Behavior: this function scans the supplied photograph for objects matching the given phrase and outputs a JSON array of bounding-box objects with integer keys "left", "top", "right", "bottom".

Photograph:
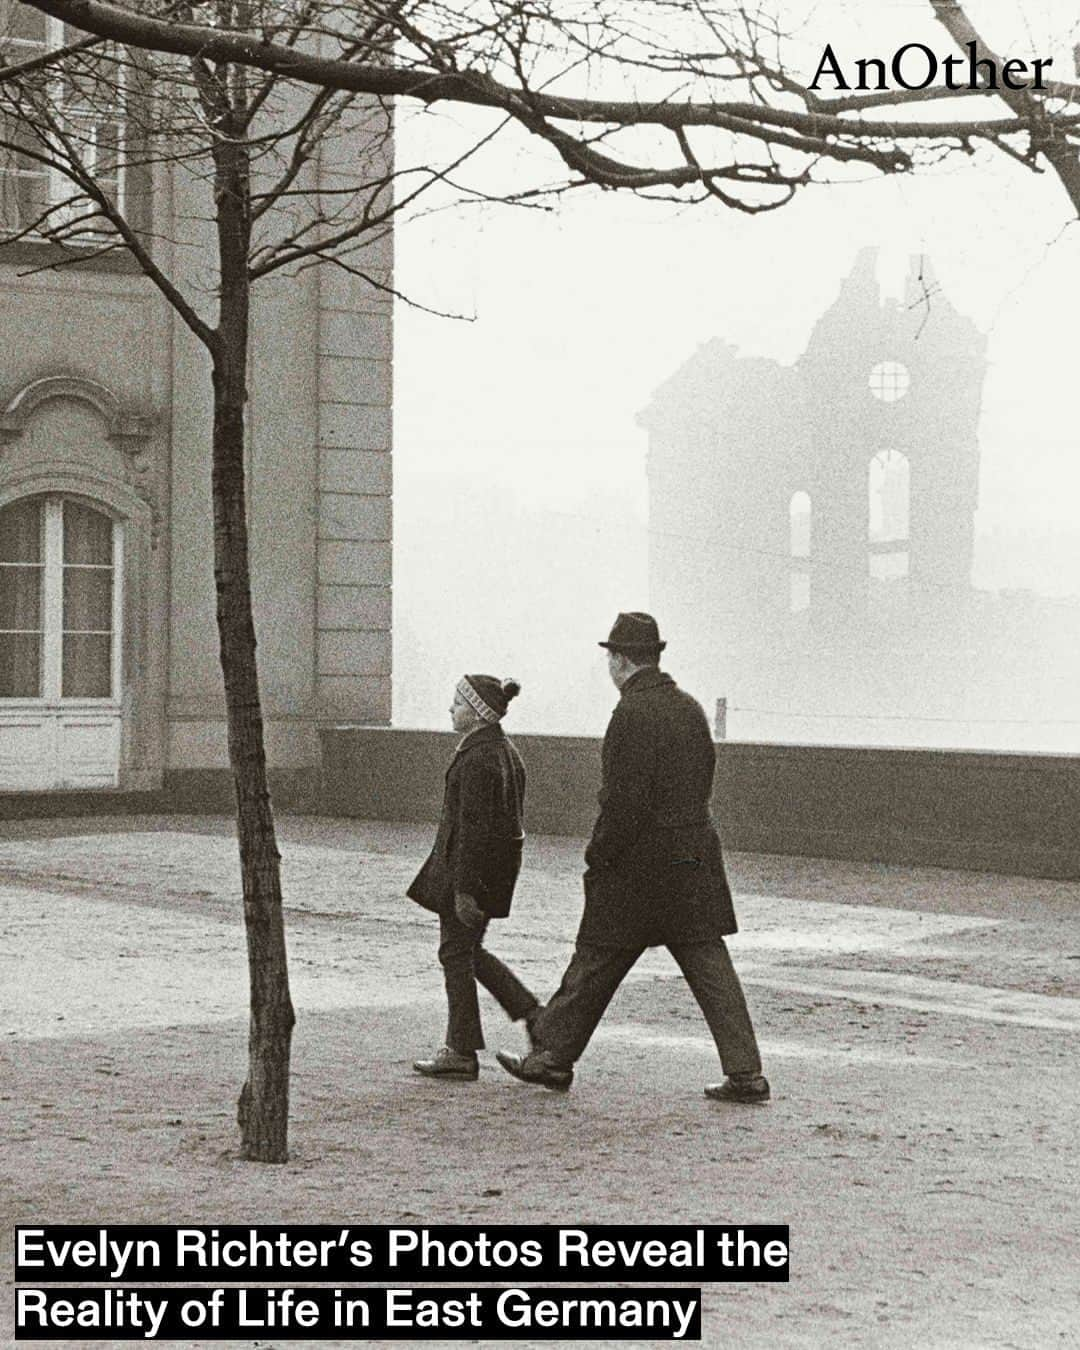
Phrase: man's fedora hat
[{"left": 599, "top": 611, "right": 667, "bottom": 652}]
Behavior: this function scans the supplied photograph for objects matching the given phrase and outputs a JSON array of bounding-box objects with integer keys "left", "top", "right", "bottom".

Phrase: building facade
[{"left": 0, "top": 93, "right": 393, "bottom": 795}]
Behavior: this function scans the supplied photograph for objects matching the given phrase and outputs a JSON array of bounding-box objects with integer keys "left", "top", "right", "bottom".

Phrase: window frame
[
  {"left": 868, "top": 361, "right": 911, "bottom": 404},
  {"left": 0, "top": 496, "right": 123, "bottom": 707},
  {"left": 1, "top": 8, "right": 128, "bottom": 241}
]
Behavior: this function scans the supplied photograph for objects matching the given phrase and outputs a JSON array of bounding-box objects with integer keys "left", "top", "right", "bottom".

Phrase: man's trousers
[
  {"left": 531, "top": 940, "right": 762, "bottom": 1075},
  {"left": 438, "top": 908, "right": 538, "bottom": 1053}
]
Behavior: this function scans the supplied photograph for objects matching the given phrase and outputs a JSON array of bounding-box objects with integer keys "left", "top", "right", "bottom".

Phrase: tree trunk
[
  {"left": 211, "top": 351, "right": 295, "bottom": 1164},
  {"left": 208, "top": 90, "right": 295, "bottom": 1163}
]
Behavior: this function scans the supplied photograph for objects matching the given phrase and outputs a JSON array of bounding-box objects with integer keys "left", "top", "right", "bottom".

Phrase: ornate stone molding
[
  {"left": 0, "top": 375, "right": 155, "bottom": 444},
  {"left": 0, "top": 375, "right": 161, "bottom": 545}
]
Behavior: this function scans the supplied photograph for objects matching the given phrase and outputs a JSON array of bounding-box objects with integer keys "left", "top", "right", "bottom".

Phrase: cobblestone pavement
[{"left": 1, "top": 813, "right": 1077, "bottom": 1348}]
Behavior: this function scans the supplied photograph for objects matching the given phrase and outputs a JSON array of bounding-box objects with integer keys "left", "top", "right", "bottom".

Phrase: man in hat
[
  {"left": 409, "top": 674, "right": 542, "bottom": 1080},
  {"left": 497, "top": 613, "right": 769, "bottom": 1103}
]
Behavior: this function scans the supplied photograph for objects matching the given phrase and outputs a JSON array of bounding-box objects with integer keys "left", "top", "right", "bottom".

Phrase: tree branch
[
  {"left": 930, "top": 0, "right": 1080, "bottom": 213},
  {"left": 20, "top": 0, "right": 1068, "bottom": 149}
]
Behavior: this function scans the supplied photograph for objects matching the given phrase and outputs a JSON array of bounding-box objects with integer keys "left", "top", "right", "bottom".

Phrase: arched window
[
  {"left": 789, "top": 491, "right": 811, "bottom": 557},
  {"left": 0, "top": 496, "right": 122, "bottom": 701},
  {"left": 789, "top": 490, "right": 811, "bottom": 613},
  {"left": 868, "top": 451, "right": 910, "bottom": 580}
]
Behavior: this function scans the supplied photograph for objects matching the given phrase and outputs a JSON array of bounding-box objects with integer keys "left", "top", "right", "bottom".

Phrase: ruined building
[{"left": 641, "top": 248, "right": 1077, "bottom": 750}]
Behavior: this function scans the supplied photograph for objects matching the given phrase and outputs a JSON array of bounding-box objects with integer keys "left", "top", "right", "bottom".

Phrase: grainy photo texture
[{"left": 0, "top": 1, "right": 1077, "bottom": 1345}]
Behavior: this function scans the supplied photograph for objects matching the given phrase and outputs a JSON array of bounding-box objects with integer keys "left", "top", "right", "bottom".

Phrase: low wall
[
  {"left": 0, "top": 768, "right": 320, "bottom": 821},
  {"left": 319, "top": 728, "right": 1080, "bottom": 880}
]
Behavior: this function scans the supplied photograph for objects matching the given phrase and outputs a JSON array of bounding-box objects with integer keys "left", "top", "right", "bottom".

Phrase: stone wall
[{"left": 319, "top": 727, "right": 1080, "bottom": 880}]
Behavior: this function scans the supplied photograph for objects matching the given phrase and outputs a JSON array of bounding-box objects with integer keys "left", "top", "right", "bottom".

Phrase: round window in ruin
[{"left": 869, "top": 361, "right": 910, "bottom": 403}]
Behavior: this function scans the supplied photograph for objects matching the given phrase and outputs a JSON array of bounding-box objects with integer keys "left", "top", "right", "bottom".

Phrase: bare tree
[
  {"left": 2, "top": 0, "right": 1077, "bottom": 1164},
  {"left": 0, "top": 1, "right": 437, "bottom": 1163},
  {"left": 10, "top": 1, "right": 1080, "bottom": 214}
]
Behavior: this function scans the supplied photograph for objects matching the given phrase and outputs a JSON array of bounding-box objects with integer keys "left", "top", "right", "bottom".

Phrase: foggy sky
[{"left": 390, "top": 2, "right": 1080, "bottom": 751}]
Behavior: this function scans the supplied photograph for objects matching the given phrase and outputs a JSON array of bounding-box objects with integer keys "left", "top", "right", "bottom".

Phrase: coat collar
[
  {"left": 448, "top": 720, "right": 505, "bottom": 773},
  {"left": 619, "top": 667, "right": 674, "bottom": 700}
]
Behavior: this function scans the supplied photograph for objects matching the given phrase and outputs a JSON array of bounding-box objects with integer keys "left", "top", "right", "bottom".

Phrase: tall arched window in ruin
[
  {"left": 0, "top": 495, "right": 123, "bottom": 786},
  {"left": 789, "top": 490, "right": 811, "bottom": 613},
  {"left": 868, "top": 450, "right": 910, "bottom": 580}
]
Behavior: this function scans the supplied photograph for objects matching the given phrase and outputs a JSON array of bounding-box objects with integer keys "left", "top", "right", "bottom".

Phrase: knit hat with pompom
[{"left": 457, "top": 674, "right": 521, "bottom": 723}]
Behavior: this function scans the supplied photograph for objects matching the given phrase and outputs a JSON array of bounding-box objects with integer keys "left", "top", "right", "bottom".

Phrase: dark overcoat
[
  {"left": 579, "top": 668, "right": 738, "bottom": 947},
  {"left": 407, "top": 722, "right": 526, "bottom": 920}
]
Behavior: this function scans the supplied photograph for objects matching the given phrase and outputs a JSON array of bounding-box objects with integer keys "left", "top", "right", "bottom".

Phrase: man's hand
[{"left": 454, "top": 891, "right": 486, "bottom": 930}]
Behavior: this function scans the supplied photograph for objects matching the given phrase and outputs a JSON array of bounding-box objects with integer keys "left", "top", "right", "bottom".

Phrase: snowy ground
[{"left": 1, "top": 813, "right": 1077, "bottom": 1348}]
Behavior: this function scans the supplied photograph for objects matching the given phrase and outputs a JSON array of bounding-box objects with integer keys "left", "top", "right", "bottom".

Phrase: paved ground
[{"left": 1, "top": 813, "right": 1077, "bottom": 1348}]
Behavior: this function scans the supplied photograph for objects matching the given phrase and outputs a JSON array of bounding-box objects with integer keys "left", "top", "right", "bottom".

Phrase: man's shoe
[
  {"left": 496, "top": 1049, "right": 573, "bottom": 1091},
  {"left": 413, "top": 1046, "right": 479, "bottom": 1080},
  {"left": 704, "top": 1074, "right": 771, "bottom": 1104}
]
